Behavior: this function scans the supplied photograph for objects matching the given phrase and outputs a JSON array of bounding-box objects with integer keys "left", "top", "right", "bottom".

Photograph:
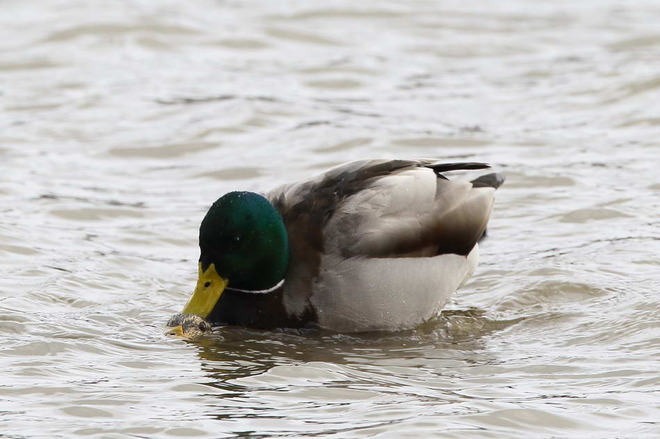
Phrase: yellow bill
[{"left": 181, "top": 262, "right": 228, "bottom": 318}]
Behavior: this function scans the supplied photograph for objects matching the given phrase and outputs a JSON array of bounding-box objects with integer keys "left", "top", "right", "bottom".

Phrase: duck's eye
[
  {"left": 228, "top": 235, "right": 242, "bottom": 250},
  {"left": 204, "top": 281, "right": 211, "bottom": 288}
]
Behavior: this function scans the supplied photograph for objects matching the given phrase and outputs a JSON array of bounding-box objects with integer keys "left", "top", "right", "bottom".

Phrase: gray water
[{"left": 1, "top": 1, "right": 659, "bottom": 438}]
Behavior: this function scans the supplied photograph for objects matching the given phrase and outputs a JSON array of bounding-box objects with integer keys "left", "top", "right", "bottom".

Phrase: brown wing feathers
[{"left": 272, "top": 160, "right": 502, "bottom": 262}]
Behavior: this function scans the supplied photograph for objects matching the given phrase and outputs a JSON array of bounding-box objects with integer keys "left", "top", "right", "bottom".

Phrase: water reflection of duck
[{"left": 177, "top": 159, "right": 504, "bottom": 333}]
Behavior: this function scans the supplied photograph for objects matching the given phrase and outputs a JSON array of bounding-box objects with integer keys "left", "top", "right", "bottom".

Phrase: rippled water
[{"left": 1, "top": 1, "right": 659, "bottom": 437}]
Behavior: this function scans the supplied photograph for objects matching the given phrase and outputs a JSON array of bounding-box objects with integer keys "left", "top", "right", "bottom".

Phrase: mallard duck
[
  {"left": 165, "top": 313, "right": 213, "bottom": 339},
  {"left": 178, "top": 159, "right": 504, "bottom": 332}
]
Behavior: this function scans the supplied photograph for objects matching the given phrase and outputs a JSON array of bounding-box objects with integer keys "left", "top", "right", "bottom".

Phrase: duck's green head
[{"left": 181, "top": 191, "right": 289, "bottom": 319}]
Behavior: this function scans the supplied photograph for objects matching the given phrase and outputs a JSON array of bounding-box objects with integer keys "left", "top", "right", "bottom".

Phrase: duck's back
[{"left": 268, "top": 159, "right": 504, "bottom": 332}]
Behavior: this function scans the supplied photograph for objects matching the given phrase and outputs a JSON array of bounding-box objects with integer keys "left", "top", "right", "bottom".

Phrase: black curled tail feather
[{"left": 428, "top": 162, "right": 491, "bottom": 173}]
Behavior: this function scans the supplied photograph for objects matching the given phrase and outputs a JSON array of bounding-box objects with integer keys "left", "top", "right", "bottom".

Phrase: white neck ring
[{"left": 225, "top": 278, "right": 285, "bottom": 294}]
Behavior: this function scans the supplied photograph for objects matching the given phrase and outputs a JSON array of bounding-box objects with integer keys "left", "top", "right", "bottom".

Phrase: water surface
[{"left": 1, "top": 0, "right": 659, "bottom": 438}]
